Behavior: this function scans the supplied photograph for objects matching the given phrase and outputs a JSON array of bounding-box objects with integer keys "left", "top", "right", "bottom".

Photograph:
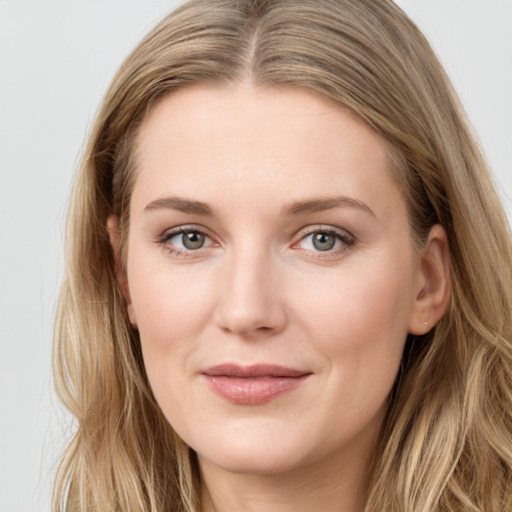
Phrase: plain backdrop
[{"left": 0, "top": 1, "right": 511, "bottom": 510}]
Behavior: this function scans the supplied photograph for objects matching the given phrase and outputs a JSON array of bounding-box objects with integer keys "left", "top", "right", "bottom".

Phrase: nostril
[{"left": 213, "top": 264, "right": 288, "bottom": 337}]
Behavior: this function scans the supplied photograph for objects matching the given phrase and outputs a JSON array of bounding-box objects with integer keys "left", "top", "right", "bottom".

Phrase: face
[{"left": 122, "top": 84, "right": 426, "bottom": 477}]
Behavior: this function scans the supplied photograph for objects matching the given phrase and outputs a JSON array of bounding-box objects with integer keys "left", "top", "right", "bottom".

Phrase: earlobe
[
  {"left": 408, "top": 224, "right": 451, "bottom": 335},
  {"left": 106, "top": 215, "right": 138, "bottom": 328}
]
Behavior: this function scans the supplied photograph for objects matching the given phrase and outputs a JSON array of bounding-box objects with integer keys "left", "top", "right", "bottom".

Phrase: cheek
[
  {"left": 296, "top": 256, "right": 412, "bottom": 334},
  {"left": 290, "top": 252, "right": 414, "bottom": 383},
  {"left": 126, "top": 255, "right": 218, "bottom": 399},
  {"left": 126, "top": 260, "right": 222, "bottom": 431},
  {"left": 128, "top": 258, "right": 215, "bottom": 340}
]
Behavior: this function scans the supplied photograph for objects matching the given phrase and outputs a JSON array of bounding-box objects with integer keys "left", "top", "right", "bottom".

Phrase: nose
[{"left": 213, "top": 248, "right": 287, "bottom": 338}]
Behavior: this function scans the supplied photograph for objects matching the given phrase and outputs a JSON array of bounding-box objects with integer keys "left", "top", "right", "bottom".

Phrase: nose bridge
[{"left": 214, "top": 240, "right": 286, "bottom": 336}]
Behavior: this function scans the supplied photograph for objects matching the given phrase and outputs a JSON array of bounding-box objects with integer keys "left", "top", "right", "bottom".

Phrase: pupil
[
  {"left": 313, "top": 232, "right": 335, "bottom": 251},
  {"left": 183, "top": 231, "right": 205, "bottom": 250}
]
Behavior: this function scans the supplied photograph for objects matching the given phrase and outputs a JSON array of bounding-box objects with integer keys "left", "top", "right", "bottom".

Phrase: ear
[
  {"left": 408, "top": 224, "right": 451, "bottom": 335},
  {"left": 107, "top": 215, "right": 138, "bottom": 328}
]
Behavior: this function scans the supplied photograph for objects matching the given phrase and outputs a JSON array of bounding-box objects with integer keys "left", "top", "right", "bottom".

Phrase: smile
[{"left": 202, "top": 364, "right": 312, "bottom": 405}]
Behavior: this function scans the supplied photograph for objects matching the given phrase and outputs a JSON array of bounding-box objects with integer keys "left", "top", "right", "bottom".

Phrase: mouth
[{"left": 201, "top": 364, "right": 312, "bottom": 405}]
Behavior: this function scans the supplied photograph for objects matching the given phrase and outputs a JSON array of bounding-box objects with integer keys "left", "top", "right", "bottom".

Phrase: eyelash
[
  {"left": 293, "top": 226, "right": 355, "bottom": 258},
  {"left": 156, "top": 225, "right": 355, "bottom": 259},
  {"left": 156, "top": 225, "right": 216, "bottom": 258}
]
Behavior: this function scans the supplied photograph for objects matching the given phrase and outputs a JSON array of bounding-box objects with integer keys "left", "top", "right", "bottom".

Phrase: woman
[{"left": 53, "top": 0, "right": 512, "bottom": 510}]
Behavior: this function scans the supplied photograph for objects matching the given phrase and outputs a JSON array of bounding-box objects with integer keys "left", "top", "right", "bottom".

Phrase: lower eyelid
[
  {"left": 155, "top": 228, "right": 207, "bottom": 252},
  {"left": 156, "top": 226, "right": 354, "bottom": 258}
]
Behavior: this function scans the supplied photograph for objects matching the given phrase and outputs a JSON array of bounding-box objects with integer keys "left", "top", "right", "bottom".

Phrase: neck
[{"left": 199, "top": 434, "right": 378, "bottom": 512}]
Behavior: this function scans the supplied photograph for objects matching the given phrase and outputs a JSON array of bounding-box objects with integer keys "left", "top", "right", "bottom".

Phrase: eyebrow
[
  {"left": 144, "top": 197, "right": 214, "bottom": 215},
  {"left": 282, "top": 196, "right": 375, "bottom": 217},
  {"left": 143, "top": 195, "right": 374, "bottom": 217}
]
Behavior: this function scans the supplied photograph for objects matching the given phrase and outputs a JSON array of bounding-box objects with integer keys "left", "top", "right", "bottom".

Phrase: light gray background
[{"left": 1, "top": 1, "right": 511, "bottom": 510}]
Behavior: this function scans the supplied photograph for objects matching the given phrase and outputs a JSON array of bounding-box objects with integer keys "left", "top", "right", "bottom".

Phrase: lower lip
[{"left": 203, "top": 375, "right": 309, "bottom": 405}]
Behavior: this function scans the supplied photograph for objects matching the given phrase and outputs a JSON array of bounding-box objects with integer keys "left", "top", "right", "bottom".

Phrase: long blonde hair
[{"left": 53, "top": 1, "right": 512, "bottom": 510}]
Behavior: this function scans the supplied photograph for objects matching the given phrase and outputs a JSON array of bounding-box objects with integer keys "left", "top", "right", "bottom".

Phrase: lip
[{"left": 202, "top": 364, "right": 312, "bottom": 405}]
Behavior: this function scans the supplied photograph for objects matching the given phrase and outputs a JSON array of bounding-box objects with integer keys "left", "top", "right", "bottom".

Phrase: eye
[
  {"left": 309, "top": 232, "right": 339, "bottom": 251},
  {"left": 157, "top": 226, "right": 215, "bottom": 254},
  {"left": 173, "top": 230, "right": 207, "bottom": 250},
  {"left": 295, "top": 227, "right": 354, "bottom": 254}
]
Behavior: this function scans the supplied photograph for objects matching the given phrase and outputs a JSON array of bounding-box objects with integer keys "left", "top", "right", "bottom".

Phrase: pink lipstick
[{"left": 202, "top": 364, "right": 311, "bottom": 405}]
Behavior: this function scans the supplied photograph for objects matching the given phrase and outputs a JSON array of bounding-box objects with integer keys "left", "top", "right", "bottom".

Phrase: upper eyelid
[
  {"left": 159, "top": 224, "right": 215, "bottom": 239},
  {"left": 159, "top": 224, "right": 352, "bottom": 236},
  {"left": 156, "top": 224, "right": 355, "bottom": 248},
  {"left": 293, "top": 224, "right": 355, "bottom": 240},
  {"left": 155, "top": 224, "right": 217, "bottom": 251},
  {"left": 156, "top": 226, "right": 217, "bottom": 256},
  {"left": 291, "top": 225, "right": 356, "bottom": 255}
]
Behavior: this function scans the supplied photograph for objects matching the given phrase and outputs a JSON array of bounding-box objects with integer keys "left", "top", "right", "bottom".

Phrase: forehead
[{"left": 131, "top": 84, "right": 402, "bottom": 221}]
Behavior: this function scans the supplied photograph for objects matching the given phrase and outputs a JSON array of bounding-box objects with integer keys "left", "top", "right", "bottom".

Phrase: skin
[{"left": 109, "top": 84, "right": 450, "bottom": 512}]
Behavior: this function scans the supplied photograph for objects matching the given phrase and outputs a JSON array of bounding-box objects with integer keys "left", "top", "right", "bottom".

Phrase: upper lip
[{"left": 202, "top": 364, "right": 311, "bottom": 378}]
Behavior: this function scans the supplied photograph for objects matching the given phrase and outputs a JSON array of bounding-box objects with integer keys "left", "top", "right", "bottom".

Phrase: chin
[
  {"left": 190, "top": 424, "right": 313, "bottom": 476},
  {"left": 199, "top": 447, "right": 306, "bottom": 477}
]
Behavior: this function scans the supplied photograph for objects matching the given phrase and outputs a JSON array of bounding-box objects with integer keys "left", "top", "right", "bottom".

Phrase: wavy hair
[{"left": 53, "top": 1, "right": 512, "bottom": 510}]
